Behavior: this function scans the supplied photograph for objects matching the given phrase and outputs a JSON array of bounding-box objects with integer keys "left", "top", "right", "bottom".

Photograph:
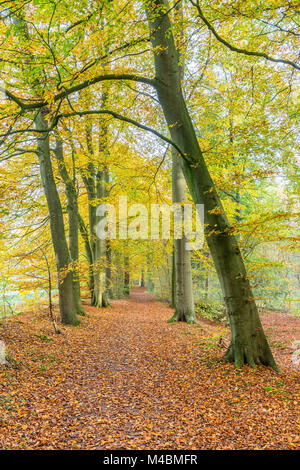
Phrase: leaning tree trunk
[
  {"left": 146, "top": 0, "right": 277, "bottom": 369},
  {"left": 35, "top": 112, "right": 78, "bottom": 325},
  {"left": 54, "top": 139, "right": 85, "bottom": 316}
]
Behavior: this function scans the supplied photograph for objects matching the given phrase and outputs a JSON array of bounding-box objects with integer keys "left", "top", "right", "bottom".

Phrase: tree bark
[
  {"left": 92, "top": 168, "right": 109, "bottom": 307},
  {"left": 53, "top": 139, "right": 85, "bottom": 316},
  {"left": 12, "top": 13, "right": 79, "bottom": 325},
  {"left": 146, "top": 0, "right": 277, "bottom": 369},
  {"left": 170, "top": 248, "right": 176, "bottom": 308},
  {"left": 81, "top": 163, "right": 96, "bottom": 303},
  {"left": 168, "top": 0, "right": 196, "bottom": 323},
  {"left": 78, "top": 211, "right": 94, "bottom": 298},
  {"left": 169, "top": 147, "right": 196, "bottom": 323},
  {"left": 82, "top": 124, "right": 110, "bottom": 307},
  {"left": 35, "top": 112, "right": 78, "bottom": 325}
]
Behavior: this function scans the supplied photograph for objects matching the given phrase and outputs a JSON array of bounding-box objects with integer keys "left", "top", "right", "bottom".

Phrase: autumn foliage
[{"left": 0, "top": 289, "right": 299, "bottom": 450}]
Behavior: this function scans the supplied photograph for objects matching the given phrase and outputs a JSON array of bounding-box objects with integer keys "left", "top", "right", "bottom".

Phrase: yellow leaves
[
  {"left": 208, "top": 206, "right": 223, "bottom": 216},
  {"left": 153, "top": 45, "right": 168, "bottom": 55},
  {"left": 217, "top": 83, "right": 229, "bottom": 94},
  {"left": 43, "top": 90, "right": 55, "bottom": 105},
  {"left": 203, "top": 69, "right": 216, "bottom": 86}
]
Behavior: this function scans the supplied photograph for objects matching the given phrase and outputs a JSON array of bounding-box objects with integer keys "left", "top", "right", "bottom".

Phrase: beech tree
[
  {"left": 53, "top": 136, "right": 85, "bottom": 316},
  {"left": 144, "top": 0, "right": 278, "bottom": 368},
  {"left": 12, "top": 10, "right": 81, "bottom": 325},
  {"left": 35, "top": 112, "right": 79, "bottom": 325},
  {"left": 1, "top": 0, "right": 298, "bottom": 368},
  {"left": 168, "top": 1, "right": 196, "bottom": 324}
]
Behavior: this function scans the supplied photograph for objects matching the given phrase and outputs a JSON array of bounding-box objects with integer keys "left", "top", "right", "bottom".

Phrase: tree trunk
[
  {"left": 169, "top": 147, "right": 196, "bottom": 323},
  {"left": 35, "top": 112, "right": 78, "bottom": 325},
  {"left": 78, "top": 211, "right": 94, "bottom": 299},
  {"left": 92, "top": 169, "right": 109, "bottom": 307},
  {"left": 170, "top": 248, "right": 176, "bottom": 308},
  {"left": 204, "top": 272, "right": 209, "bottom": 302},
  {"left": 146, "top": 256, "right": 154, "bottom": 292},
  {"left": 54, "top": 139, "right": 85, "bottom": 316},
  {"left": 13, "top": 13, "right": 78, "bottom": 325},
  {"left": 106, "top": 239, "right": 113, "bottom": 298},
  {"left": 168, "top": 0, "right": 196, "bottom": 323},
  {"left": 141, "top": 269, "right": 145, "bottom": 288},
  {"left": 81, "top": 162, "right": 97, "bottom": 304},
  {"left": 146, "top": 0, "right": 277, "bottom": 369},
  {"left": 124, "top": 255, "right": 130, "bottom": 296}
]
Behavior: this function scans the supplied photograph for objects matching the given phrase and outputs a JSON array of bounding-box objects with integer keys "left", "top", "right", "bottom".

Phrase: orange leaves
[{"left": 0, "top": 288, "right": 299, "bottom": 450}]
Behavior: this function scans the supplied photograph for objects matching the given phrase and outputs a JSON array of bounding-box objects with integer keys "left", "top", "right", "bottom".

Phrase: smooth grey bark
[
  {"left": 146, "top": 0, "right": 277, "bottom": 369},
  {"left": 35, "top": 112, "right": 78, "bottom": 325},
  {"left": 12, "top": 13, "right": 78, "bottom": 325},
  {"left": 204, "top": 272, "right": 209, "bottom": 301},
  {"left": 91, "top": 90, "right": 111, "bottom": 307},
  {"left": 78, "top": 211, "right": 94, "bottom": 296},
  {"left": 146, "top": 255, "right": 154, "bottom": 292},
  {"left": 53, "top": 139, "right": 85, "bottom": 316},
  {"left": 82, "top": 125, "right": 109, "bottom": 307},
  {"left": 170, "top": 248, "right": 176, "bottom": 308},
  {"left": 81, "top": 159, "right": 96, "bottom": 302},
  {"left": 168, "top": 1, "right": 195, "bottom": 323},
  {"left": 230, "top": 122, "right": 242, "bottom": 225},
  {"left": 92, "top": 168, "right": 109, "bottom": 307},
  {"left": 169, "top": 147, "right": 196, "bottom": 323}
]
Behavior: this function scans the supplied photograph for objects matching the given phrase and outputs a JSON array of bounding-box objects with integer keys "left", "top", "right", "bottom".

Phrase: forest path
[{"left": 0, "top": 288, "right": 299, "bottom": 449}]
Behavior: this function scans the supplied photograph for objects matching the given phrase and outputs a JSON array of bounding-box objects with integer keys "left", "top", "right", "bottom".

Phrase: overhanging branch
[
  {"left": 1, "top": 108, "right": 189, "bottom": 162},
  {"left": 55, "top": 109, "right": 189, "bottom": 162},
  {"left": 0, "top": 73, "right": 156, "bottom": 111},
  {"left": 190, "top": 0, "right": 300, "bottom": 72}
]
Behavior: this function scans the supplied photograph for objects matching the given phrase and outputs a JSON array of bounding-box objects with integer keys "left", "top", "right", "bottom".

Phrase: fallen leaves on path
[{"left": 0, "top": 288, "right": 299, "bottom": 450}]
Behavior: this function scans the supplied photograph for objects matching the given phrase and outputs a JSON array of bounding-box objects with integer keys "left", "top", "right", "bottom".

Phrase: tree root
[
  {"left": 167, "top": 311, "right": 198, "bottom": 325},
  {"left": 225, "top": 343, "right": 279, "bottom": 371}
]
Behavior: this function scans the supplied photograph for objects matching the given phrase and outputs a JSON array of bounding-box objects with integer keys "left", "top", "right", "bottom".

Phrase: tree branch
[
  {"left": 0, "top": 74, "right": 156, "bottom": 111},
  {"left": 190, "top": 0, "right": 300, "bottom": 71},
  {"left": 1, "top": 108, "right": 189, "bottom": 162},
  {"left": 56, "top": 109, "right": 188, "bottom": 161}
]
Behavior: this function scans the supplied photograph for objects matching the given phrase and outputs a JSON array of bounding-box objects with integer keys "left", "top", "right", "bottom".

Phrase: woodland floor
[{"left": 0, "top": 287, "right": 299, "bottom": 450}]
